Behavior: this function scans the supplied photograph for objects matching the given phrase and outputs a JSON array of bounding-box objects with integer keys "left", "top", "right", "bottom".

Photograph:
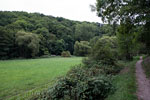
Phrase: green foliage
[
  {"left": 117, "top": 23, "right": 136, "bottom": 60},
  {"left": 95, "top": 0, "right": 150, "bottom": 56},
  {"left": 140, "top": 22, "right": 150, "bottom": 54},
  {"left": 142, "top": 57, "right": 150, "bottom": 78},
  {"left": 33, "top": 66, "right": 114, "bottom": 100},
  {"left": 95, "top": 0, "right": 150, "bottom": 24},
  {"left": 83, "top": 36, "right": 121, "bottom": 75},
  {"left": 61, "top": 51, "right": 71, "bottom": 57},
  {"left": 100, "top": 24, "right": 116, "bottom": 36},
  {"left": 75, "top": 23, "right": 100, "bottom": 41},
  {"left": 50, "top": 39, "right": 65, "bottom": 55},
  {"left": 0, "top": 11, "right": 103, "bottom": 59},
  {"left": 90, "top": 36, "right": 118, "bottom": 65},
  {"left": 89, "top": 36, "right": 101, "bottom": 47},
  {"left": 15, "top": 31, "right": 40, "bottom": 58},
  {"left": 82, "top": 58, "right": 122, "bottom": 75},
  {"left": 38, "top": 34, "right": 50, "bottom": 56},
  {"left": 33, "top": 27, "right": 49, "bottom": 37},
  {"left": 0, "top": 27, "right": 15, "bottom": 59},
  {"left": 74, "top": 41, "right": 91, "bottom": 56}
]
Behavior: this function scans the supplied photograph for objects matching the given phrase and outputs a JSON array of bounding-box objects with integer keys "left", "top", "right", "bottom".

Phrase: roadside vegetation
[
  {"left": 142, "top": 57, "right": 150, "bottom": 78},
  {"left": 106, "top": 60, "right": 138, "bottom": 100}
]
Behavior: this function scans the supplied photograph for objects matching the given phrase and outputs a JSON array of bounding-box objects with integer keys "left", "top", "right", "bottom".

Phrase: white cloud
[{"left": 0, "top": 0, "right": 102, "bottom": 23}]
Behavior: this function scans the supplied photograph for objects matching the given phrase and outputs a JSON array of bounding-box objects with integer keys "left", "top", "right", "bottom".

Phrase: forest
[
  {"left": 0, "top": 0, "right": 150, "bottom": 100},
  {"left": 0, "top": 11, "right": 115, "bottom": 59}
]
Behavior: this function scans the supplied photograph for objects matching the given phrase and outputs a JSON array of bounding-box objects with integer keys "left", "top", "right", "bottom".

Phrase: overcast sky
[{"left": 0, "top": 0, "right": 102, "bottom": 23}]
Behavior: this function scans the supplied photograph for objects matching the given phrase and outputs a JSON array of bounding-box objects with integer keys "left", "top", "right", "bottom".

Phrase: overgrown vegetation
[
  {"left": 61, "top": 51, "right": 71, "bottom": 57},
  {"left": 74, "top": 41, "right": 91, "bottom": 56},
  {"left": 31, "top": 66, "right": 115, "bottom": 100},
  {"left": 142, "top": 57, "right": 150, "bottom": 78},
  {"left": 106, "top": 60, "right": 138, "bottom": 100}
]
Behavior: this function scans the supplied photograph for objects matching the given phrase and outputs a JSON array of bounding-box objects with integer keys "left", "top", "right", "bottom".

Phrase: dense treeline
[{"left": 0, "top": 11, "right": 116, "bottom": 59}]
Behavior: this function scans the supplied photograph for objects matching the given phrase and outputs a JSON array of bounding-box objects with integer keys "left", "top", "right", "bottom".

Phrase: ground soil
[{"left": 136, "top": 57, "right": 150, "bottom": 100}]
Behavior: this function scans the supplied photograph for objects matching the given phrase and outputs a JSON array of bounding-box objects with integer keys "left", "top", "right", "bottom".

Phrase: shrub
[
  {"left": 90, "top": 36, "right": 117, "bottom": 65},
  {"left": 61, "top": 51, "right": 71, "bottom": 57},
  {"left": 83, "top": 58, "right": 122, "bottom": 75},
  {"left": 74, "top": 41, "right": 91, "bottom": 56},
  {"left": 53, "top": 76, "right": 114, "bottom": 100},
  {"left": 76, "top": 76, "right": 114, "bottom": 100},
  {"left": 31, "top": 66, "right": 115, "bottom": 100},
  {"left": 142, "top": 57, "right": 150, "bottom": 78}
]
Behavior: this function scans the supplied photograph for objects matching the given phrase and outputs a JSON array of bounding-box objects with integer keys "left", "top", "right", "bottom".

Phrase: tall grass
[
  {"left": 105, "top": 60, "right": 138, "bottom": 100},
  {"left": 142, "top": 57, "right": 150, "bottom": 78}
]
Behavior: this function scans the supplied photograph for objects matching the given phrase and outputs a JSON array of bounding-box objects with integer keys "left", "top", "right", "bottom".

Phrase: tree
[
  {"left": 95, "top": 0, "right": 150, "bottom": 24},
  {"left": 90, "top": 36, "right": 101, "bottom": 47},
  {"left": 16, "top": 31, "right": 40, "bottom": 58},
  {"left": 100, "top": 24, "right": 117, "bottom": 36},
  {"left": 74, "top": 41, "right": 91, "bottom": 56},
  {"left": 75, "top": 23, "right": 99, "bottom": 41},
  {"left": 95, "top": 0, "right": 150, "bottom": 54},
  {"left": 0, "top": 27, "right": 15, "bottom": 59},
  {"left": 90, "top": 36, "right": 117, "bottom": 64},
  {"left": 140, "top": 22, "right": 150, "bottom": 54},
  {"left": 63, "top": 35, "right": 74, "bottom": 54},
  {"left": 38, "top": 34, "right": 50, "bottom": 56},
  {"left": 47, "top": 39, "right": 65, "bottom": 55},
  {"left": 117, "top": 23, "right": 135, "bottom": 60},
  {"left": 0, "top": 11, "right": 104, "bottom": 58}
]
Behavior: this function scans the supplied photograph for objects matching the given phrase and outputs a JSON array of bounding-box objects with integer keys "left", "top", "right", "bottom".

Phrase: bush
[
  {"left": 31, "top": 66, "right": 115, "bottom": 100},
  {"left": 90, "top": 36, "right": 118, "bottom": 65},
  {"left": 76, "top": 76, "right": 114, "bottom": 100},
  {"left": 61, "top": 51, "right": 71, "bottom": 57},
  {"left": 83, "top": 58, "right": 122, "bottom": 75},
  {"left": 142, "top": 57, "right": 150, "bottom": 78},
  {"left": 74, "top": 41, "right": 91, "bottom": 56}
]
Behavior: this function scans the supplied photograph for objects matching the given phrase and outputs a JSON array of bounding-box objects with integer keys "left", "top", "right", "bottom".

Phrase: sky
[{"left": 0, "top": 0, "right": 102, "bottom": 23}]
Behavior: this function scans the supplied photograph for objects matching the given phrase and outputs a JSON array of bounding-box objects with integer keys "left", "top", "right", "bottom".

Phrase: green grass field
[{"left": 0, "top": 57, "right": 82, "bottom": 99}]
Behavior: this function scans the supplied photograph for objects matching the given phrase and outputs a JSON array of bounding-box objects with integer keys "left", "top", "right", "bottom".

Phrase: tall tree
[
  {"left": 95, "top": 0, "right": 150, "bottom": 54},
  {"left": 74, "top": 41, "right": 91, "bottom": 56},
  {"left": 75, "top": 23, "right": 99, "bottom": 41},
  {"left": 16, "top": 31, "right": 40, "bottom": 58},
  {"left": 90, "top": 36, "right": 117, "bottom": 64},
  {"left": 117, "top": 22, "right": 135, "bottom": 60},
  {"left": 0, "top": 27, "right": 15, "bottom": 59},
  {"left": 95, "top": 0, "right": 150, "bottom": 24}
]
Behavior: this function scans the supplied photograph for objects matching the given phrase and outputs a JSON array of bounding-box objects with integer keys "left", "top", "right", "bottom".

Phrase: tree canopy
[
  {"left": 95, "top": 0, "right": 150, "bottom": 24},
  {"left": 0, "top": 11, "right": 107, "bottom": 59}
]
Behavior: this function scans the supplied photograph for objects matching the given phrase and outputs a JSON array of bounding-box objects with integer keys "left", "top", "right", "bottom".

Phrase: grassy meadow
[{"left": 0, "top": 57, "right": 82, "bottom": 99}]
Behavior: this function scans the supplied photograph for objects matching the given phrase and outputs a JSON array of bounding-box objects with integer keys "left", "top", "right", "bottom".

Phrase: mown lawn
[{"left": 0, "top": 57, "right": 82, "bottom": 99}]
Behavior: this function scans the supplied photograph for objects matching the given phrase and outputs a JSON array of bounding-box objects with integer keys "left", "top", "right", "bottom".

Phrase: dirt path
[{"left": 136, "top": 57, "right": 150, "bottom": 100}]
